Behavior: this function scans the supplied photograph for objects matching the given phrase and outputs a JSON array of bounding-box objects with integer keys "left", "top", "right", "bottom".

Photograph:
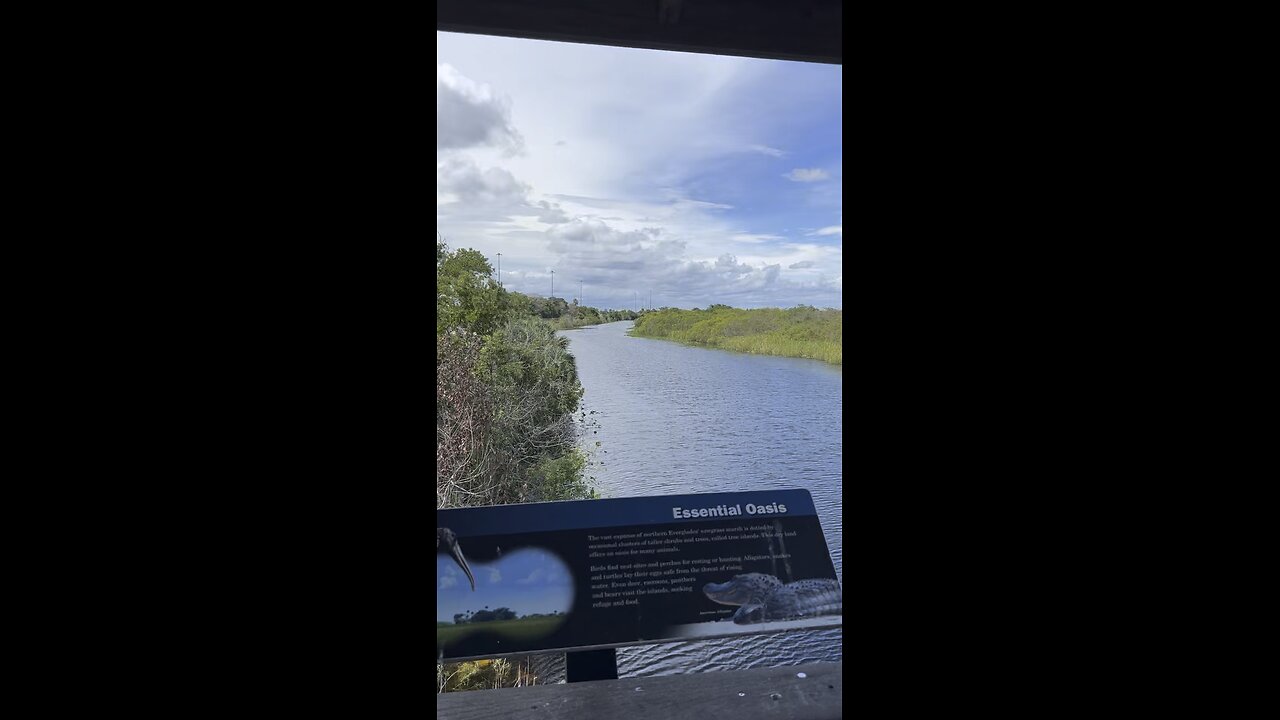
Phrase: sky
[
  {"left": 437, "top": 32, "right": 842, "bottom": 310},
  {"left": 437, "top": 547, "right": 575, "bottom": 622}
]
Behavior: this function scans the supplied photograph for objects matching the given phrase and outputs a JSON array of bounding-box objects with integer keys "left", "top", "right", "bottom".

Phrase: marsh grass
[{"left": 630, "top": 306, "right": 841, "bottom": 365}]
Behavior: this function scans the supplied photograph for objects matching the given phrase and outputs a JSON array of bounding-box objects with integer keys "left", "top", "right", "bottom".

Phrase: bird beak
[{"left": 450, "top": 542, "right": 476, "bottom": 591}]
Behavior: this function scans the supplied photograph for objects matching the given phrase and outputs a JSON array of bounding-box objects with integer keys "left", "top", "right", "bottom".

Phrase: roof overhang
[{"left": 437, "top": 0, "right": 842, "bottom": 65}]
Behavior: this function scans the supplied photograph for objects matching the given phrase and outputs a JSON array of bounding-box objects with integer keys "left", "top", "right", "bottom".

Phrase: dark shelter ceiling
[{"left": 437, "top": 0, "right": 842, "bottom": 65}]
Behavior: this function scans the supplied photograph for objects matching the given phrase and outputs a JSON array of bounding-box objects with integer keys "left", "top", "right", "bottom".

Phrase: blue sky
[
  {"left": 437, "top": 32, "right": 842, "bottom": 310},
  {"left": 437, "top": 547, "right": 575, "bottom": 623}
]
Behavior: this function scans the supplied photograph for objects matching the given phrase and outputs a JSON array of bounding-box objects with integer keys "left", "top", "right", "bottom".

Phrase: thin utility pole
[
  {"left": 579, "top": 280, "right": 584, "bottom": 307},
  {"left": 550, "top": 270, "right": 555, "bottom": 298},
  {"left": 495, "top": 253, "right": 502, "bottom": 286}
]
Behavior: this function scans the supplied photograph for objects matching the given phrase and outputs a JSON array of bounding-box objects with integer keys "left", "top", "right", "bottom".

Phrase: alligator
[{"left": 703, "top": 573, "right": 841, "bottom": 624}]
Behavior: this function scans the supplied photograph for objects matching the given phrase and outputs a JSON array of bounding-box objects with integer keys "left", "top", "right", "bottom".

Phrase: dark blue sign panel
[{"left": 436, "top": 489, "right": 841, "bottom": 661}]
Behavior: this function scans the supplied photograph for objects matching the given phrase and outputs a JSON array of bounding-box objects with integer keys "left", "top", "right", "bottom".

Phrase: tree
[
  {"left": 436, "top": 240, "right": 595, "bottom": 508},
  {"left": 437, "top": 244, "right": 507, "bottom": 335}
]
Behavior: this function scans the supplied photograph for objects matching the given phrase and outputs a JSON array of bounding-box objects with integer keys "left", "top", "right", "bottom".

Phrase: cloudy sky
[
  {"left": 437, "top": 32, "right": 842, "bottom": 310},
  {"left": 437, "top": 548, "right": 574, "bottom": 622}
]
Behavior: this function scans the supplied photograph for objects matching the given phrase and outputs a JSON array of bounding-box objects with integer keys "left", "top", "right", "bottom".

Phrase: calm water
[{"left": 560, "top": 320, "right": 843, "bottom": 677}]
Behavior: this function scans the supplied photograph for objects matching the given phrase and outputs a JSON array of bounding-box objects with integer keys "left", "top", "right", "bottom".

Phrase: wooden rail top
[{"left": 437, "top": 660, "right": 842, "bottom": 720}]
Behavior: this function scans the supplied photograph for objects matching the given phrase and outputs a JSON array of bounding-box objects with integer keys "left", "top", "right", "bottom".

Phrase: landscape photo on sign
[{"left": 436, "top": 545, "right": 575, "bottom": 650}]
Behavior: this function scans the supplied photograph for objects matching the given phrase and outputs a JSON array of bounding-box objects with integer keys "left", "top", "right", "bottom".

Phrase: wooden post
[{"left": 566, "top": 649, "right": 618, "bottom": 682}]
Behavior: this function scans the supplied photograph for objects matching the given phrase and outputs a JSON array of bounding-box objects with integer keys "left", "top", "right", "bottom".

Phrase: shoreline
[{"left": 628, "top": 332, "right": 842, "bottom": 366}]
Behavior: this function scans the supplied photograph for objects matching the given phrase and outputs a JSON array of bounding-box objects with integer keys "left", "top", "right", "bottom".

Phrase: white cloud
[
  {"left": 784, "top": 168, "right": 829, "bottom": 182},
  {"left": 535, "top": 218, "right": 798, "bottom": 304},
  {"left": 533, "top": 201, "right": 569, "bottom": 224},
  {"left": 789, "top": 261, "right": 815, "bottom": 269},
  {"left": 437, "top": 155, "right": 571, "bottom": 225},
  {"left": 437, "top": 63, "right": 523, "bottom": 154},
  {"left": 672, "top": 198, "right": 733, "bottom": 212},
  {"left": 809, "top": 225, "right": 841, "bottom": 236},
  {"left": 470, "top": 215, "right": 842, "bottom": 309},
  {"left": 439, "top": 566, "right": 457, "bottom": 589},
  {"left": 731, "top": 233, "right": 785, "bottom": 244},
  {"left": 437, "top": 32, "right": 842, "bottom": 309},
  {"left": 516, "top": 568, "right": 546, "bottom": 584},
  {"left": 488, "top": 568, "right": 501, "bottom": 583},
  {"left": 437, "top": 155, "right": 530, "bottom": 205},
  {"left": 437, "top": 33, "right": 765, "bottom": 198}
]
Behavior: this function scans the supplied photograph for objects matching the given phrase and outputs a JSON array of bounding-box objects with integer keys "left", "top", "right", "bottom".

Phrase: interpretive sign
[{"left": 436, "top": 489, "right": 841, "bottom": 662}]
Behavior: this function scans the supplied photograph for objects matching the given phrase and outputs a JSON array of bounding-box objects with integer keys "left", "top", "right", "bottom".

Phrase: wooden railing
[{"left": 438, "top": 660, "right": 842, "bottom": 720}]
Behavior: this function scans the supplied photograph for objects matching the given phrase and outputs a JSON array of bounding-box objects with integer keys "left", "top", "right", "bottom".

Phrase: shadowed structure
[{"left": 438, "top": 0, "right": 842, "bottom": 65}]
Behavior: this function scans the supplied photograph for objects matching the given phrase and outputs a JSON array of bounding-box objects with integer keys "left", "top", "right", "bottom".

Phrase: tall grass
[{"left": 630, "top": 305, "right": 841, "bottom": 365}]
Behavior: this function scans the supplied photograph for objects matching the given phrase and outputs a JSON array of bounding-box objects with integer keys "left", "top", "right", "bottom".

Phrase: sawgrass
[{"left": 630, "top": 305, "right": 841, "bottom": 365}]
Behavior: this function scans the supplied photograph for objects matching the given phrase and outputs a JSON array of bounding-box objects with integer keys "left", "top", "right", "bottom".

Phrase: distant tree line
[
  {"left": 449, "top": 608, "right": 564, "bottom": 625},
  {"left": 511, "top": 293, "right": 644, "bottom": 328}
]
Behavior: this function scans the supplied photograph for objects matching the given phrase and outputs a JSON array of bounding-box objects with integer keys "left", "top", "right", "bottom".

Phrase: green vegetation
[
  {"left": 512, "top": 293, "right": 645, "bottom": 330},
  {"left": 437, "top": 239, "right": 612, "bottom": 692},
  {"left": 630, "top": 304, "right": 842, "bottom": 365},
  {"left": 437, "top": 614, "right": 566, "bottom": 646},
  {"left": 437, "top": 242, "right": 601, "bottom": 507}
]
